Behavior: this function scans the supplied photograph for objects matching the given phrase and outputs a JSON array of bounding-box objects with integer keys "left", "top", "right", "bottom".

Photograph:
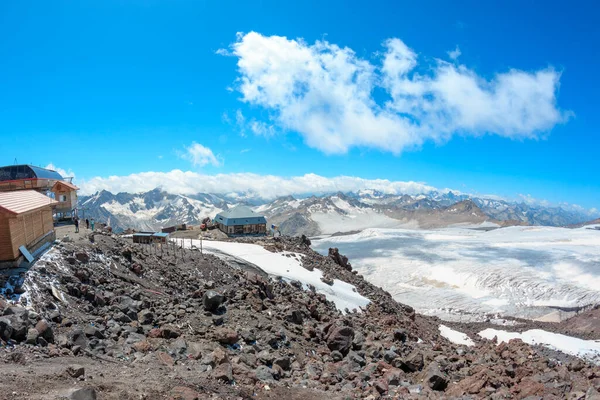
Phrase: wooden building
[
  {"left": 51, "top": 180, "right": 79, "bottom": 218},
  {"left": 214, "top": 205, "right": 267, "bottom": 237},
  {"left": 0, "top": 190, "right": 58, "bottom": 266},
  {"left": 132, "top": 232, "right": 169, "bottom": 244}
]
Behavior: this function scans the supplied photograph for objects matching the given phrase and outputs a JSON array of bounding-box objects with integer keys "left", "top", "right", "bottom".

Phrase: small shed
[
  {"left": 133, "top": 231, "right": 169, "bottom": 244},
  {"left": 0, "top": 190, "right": 58, "bottom": 265},
  {"left": 215, "top": 205, "right": 267, "bottom": 236},
  {"left": 51, "top": 180, "right": 79, "bottom": 218}
]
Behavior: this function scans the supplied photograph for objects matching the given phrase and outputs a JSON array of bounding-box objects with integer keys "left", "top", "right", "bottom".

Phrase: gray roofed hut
[{"left": 215, "top": 205, "right": 267, "bottom": 237}]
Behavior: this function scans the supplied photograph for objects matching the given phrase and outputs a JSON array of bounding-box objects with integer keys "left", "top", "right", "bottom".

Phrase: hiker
[
  {"left": 74, "top": 217, "right": 79, "bottom": 233},
  {"left": 90, "top": 218, "right": 95, "bottom": 231},
  {"left": 85, "top": 218, "right": 89, "bottom": 229}
]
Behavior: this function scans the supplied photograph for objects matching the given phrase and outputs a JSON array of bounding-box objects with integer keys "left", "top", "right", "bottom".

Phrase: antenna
[{"left": 13, "top": 158, "right": 18, "bottom": 165}]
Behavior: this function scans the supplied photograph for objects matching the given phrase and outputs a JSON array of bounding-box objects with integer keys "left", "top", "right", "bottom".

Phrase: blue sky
[{"left": 0, "top": 1, "right": 598, "bottom": 211}]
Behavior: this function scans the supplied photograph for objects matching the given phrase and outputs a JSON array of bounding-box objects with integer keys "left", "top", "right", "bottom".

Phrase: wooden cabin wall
[
  {"left": 5, "top": 207, "right": 54, "bottom": 261},
  {"left": 0, "top": 215, "right": 16, "bottom": 261}
]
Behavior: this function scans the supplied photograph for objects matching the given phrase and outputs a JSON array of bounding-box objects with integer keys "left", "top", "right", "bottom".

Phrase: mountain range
[{"left": 78, "top": 188, "right": 599, "bottom": 235}]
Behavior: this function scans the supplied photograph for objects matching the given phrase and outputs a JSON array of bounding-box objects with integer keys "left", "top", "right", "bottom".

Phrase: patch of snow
[
  {"left": 439, "top": 325, "right": 475, "bottom": 346},
  {"left": 180, "top": 239, "right": 370, "bottom": 313},
  {"left": 479, "top": 328, "right": 600, "bottom": 364}
]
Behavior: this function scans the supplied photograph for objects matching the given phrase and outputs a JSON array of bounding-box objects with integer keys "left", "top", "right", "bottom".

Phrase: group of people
[{"left": 72, "top": 217, "right": 95, "bottom": 233}]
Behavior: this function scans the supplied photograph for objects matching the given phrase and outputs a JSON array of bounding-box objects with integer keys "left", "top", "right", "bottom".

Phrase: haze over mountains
[{"left": 80, "top": 188, "right": 599, "bottom": 234}]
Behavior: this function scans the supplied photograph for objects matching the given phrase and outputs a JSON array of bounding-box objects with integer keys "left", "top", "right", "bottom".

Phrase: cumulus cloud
[
  {"left": 181, "top": 143, "right": 222, "bottom": 167},
  {"left": 45, "top": 163, "right": 76, "bottom": 180},
  {"left": 448, "top": 45, "right": 461, "bottom": 60},
  {"left": 78, "top": 169, "right": 439, "bottom": 198},
  {"left": 221, "top": 32, "right": 569, "bottom": 154}
]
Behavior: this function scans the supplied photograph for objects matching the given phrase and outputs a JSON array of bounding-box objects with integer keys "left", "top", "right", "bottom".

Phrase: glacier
[{"left": 312, "top": 226, "right": 600, "bottom": 322}]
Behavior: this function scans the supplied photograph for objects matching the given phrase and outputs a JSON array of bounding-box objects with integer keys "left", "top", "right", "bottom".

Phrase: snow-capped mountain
[
  {"left": 79, "top": 187, "right": 597, "bottom": 235},
  {"left": 79, "top": 188, "right": 231, "bottom": 232}
]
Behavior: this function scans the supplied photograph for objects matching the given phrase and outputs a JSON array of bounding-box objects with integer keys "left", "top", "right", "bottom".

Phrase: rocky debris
[
  {"left": 0, "top": 233, "right": 599, "bottom": 399},
  {"left": 328, "top": 247, "right": 352, "bottom": 271}
]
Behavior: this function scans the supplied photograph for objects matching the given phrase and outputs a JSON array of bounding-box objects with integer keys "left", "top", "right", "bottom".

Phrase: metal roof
[
  {"left": 152, "top": 232, "right": 169, "bottom": 237},
  {"left": 0, "top": 164, "right": 64, "bottom": 182},
  {"left": 215, "top": 205, "right": 267, "bottom": 226},
  {"left": 0, "top": 190, "right": 58, "bottom": 215}
]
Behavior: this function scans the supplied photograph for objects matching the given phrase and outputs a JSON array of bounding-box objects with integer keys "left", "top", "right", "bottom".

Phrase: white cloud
[
  {"left": 76, "top": 169, "right": 598, "bottom": 216},
  {"left": 78, "top": 169, "right": 439, "bottom": 198},
  {"left": 181, "top": 143, "right": 222, "bottom": 167},
  {"left": 249, "top": 120, "right": 275, "bottom": 136},
  {"left": 45, "top": 163, "right": 75, "bottom": 180},
  {"left": 448, "top": 45, "right": 461, "bottom": 60},
  {"left": 518, "top": 193, "right": 551, "bottom": 207},
  {"left": 221, "top": 32, "right": 570, "bottom": 154}
]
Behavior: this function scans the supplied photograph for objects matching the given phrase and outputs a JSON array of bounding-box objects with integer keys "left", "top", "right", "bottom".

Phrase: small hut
[
  {"left": 214, "top": 205, "right": 267, "bottom": 237},
  {"left": 0, "top": 190, "right": 58, "bottom": 266},
  {"left": 51, "top": 180, "right": 79, "bottom": 219},
  {"left": 133, "top": 231, "right": 169, "bottom": 244}
]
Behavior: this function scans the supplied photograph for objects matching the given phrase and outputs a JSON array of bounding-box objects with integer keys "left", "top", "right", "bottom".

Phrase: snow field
[
  {"left": 313, "top": 226, "right": 600, "bottom": 321},
  {"left": 479, "top": 328, "right": 600, "bottom": 365},
  {"left": 439, "top": 325, "right": 475, "bottom": 346}
]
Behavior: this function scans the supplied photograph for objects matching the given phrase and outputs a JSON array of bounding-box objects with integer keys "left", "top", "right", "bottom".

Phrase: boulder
[
  {"left": 0, "top": 317, "right": 14, "bottom": 341},
  {"left": 69, "top": 328, "right": 88, "bottom": 348},
  {"left": 328, "top": 248, "right": 352, "bottom": 271},
  {"left": 66, "top": 365, "right": 85, "bottom": 378},
  {"left": 326, "top": 325, "right": 355, "bottom": 355},
  {"left": 137, "top": 309, "right": 154, "bottom": 325},
  {"left": 75, "top": 252, "right": 90, "bottom": 263},
  {"left": 25, "top": 328, "right": 39, "bottom": 345},
  {"left": 424, "top": 362, "right": 448, "bottom": 391},
  {"left": 67, "top": 387, "right": 96, "bottom": 400},
  {"left": 401, "top": 352, "right": 424, "bottom": 373},
  {"left": 215, "top": 328, "right": 238, "bottom": 345},
  {"left": 255, "top": 365, "right": 276, "bottom": 382},
  {"left": 212, "top": 362, "right": 233, "bottom": 382},
  {"left": 202, "top": 290, "right": 225, "bottom": 312}
]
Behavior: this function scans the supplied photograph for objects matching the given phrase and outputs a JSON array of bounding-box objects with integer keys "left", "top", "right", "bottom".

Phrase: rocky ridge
[{"left": 0, "top": 231, "right": 599, "bottom": 399}]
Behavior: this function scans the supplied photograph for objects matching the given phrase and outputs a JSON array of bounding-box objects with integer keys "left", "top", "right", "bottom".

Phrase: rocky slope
[{"left": 1, "top": 230, "right": 600, "bottom": 399}]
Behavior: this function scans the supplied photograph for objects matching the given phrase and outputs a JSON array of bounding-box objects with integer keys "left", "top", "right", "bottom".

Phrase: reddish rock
[
  {"left": 215, "top": 327, "right": 238, "bottom": 345},
  {"left": 169, "top": 386, "right": 201, "bottom": 400},
  {"left": 212, "top": 362, "right": 233, "bottom": 382},
  {"left": 157, "top": 351, "right": 175, "bottom": 366},
  {"left": 133, "top": 341, "right": 152, "bottom": 353},
  {"left": 148, "top": 328, "right": 163, "bottom": 338},
  {"left": 326, "top": 324, "right": 354, "bottom": 355}
]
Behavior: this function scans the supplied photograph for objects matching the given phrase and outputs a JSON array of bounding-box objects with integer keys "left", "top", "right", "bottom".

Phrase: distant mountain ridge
[{"left": 79, "top": 188, "right": 597, "bottom": 234}]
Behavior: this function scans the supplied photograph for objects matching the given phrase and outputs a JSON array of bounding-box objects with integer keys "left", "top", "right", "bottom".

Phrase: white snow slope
[
  {"left": 175, "top": 239, "right": 370, "bottom": 313},
  {"left": 439, "top": 325, "right": 475, "bottom": 346},
  {"left": 479, "top": 328, "right": 600, "bottom": 365},
  {"left": 313, "top": 226, "right": 600, "bottom": 321}
]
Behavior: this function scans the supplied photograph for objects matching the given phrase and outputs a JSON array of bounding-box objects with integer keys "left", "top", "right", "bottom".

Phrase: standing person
[
  {"left": 85, "top": 218, "right": 89, "bottom": 229},
  {"left": 90, "top": 218, "right": 95, "bottom": 231},
  {"left": 74, "top": 217, "right": 79, "bottom": 233}
]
